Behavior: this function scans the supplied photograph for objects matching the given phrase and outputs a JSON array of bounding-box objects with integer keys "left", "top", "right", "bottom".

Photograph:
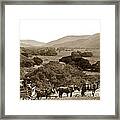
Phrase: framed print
[{"left": 0, "top": 0, "right": 119, "bottom": 119}]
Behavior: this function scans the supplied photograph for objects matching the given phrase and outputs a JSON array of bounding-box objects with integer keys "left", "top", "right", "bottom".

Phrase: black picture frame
[{"left": 0, "top": 0, "right": 119, "bottom": 119}]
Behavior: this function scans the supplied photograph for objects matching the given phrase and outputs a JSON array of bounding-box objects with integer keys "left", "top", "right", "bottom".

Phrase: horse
[
  {"left": 35, "top": 89, "right": 48, "bottom": 99},
  {"left": 35, "top": 88, "right": 55, "bottom": 100},
  {"left": 74, "top": 86, "right": 80, "bottom": 91},
  {"left": 57, "top": 86, "right": 74, "bottom": 98}
]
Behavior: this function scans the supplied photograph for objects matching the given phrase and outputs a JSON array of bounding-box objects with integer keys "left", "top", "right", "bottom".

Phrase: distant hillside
[
  {"left": 20, "top": 40, "right": 45, "bottom": 47},
  {"left": 45, "top": 33, "right": 100, "bottom": 48},
  {"left": 20, "top": 33, "right": 100, "bottom": 48},
  {"left": 45, "top": 35, "right": 91, "bottom": 47}
]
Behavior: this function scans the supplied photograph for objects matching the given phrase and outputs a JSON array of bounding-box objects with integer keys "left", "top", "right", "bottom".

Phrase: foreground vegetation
[{"left": 20, "top": 47, "right": 100, "bottom": 100}]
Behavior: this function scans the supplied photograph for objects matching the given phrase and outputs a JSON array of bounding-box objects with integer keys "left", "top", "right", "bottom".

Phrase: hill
[
  {"left": 20, "top": 40, "right": 45, "bottom": 47},
  {"left": 20, "top": 33, "right": 100, "bottom": 49},
  {"left": 45, "top": 33, "right": 100, "bottom": 48},
  {"left": 45, "top": 35, "right": 91, "bottom": 47}
]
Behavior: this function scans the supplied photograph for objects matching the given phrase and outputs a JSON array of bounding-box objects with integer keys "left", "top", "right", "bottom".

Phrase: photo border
[{"left": 0, "top": 0, "right": 119, "bottom": 119}]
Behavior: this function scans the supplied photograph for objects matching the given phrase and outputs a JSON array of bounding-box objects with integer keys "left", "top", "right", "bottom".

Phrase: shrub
[
  {"left": 33, "top": 57, "right": 43, "bottom": 65},
  {"left": 71, "top": 51, "right": 82, "bottom": 59},
  {"left": 81, "top": 52, "right": 93, "bottom": 57},
  {"left": 91, "top": 61, "right": 100, "bottom": 72},
  {"left": 59, "top": 56, "right": 72, "bottom": 64},
  {"left": 20, "top": 54, "right": 34, "bottom": 67},
  {"left": 59, "top": 56, "right": 91, "bottom": 71}
]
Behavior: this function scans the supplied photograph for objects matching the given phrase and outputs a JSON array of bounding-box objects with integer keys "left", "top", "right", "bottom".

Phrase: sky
[
  {"left": 16, "top": 5, "right": 101, "bottom": 43},
  {"left": 20, "top": 19, "right": 100, "bottom": 43}
]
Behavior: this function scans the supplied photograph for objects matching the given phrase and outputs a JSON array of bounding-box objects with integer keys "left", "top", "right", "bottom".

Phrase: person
[
  {"left": 52, "top": 87, "right": 56, "bottom": 94},
  {"left": 93, "top": 84, "right": 96, "bottom": 93},
  {"left": 69, "top": 87, "right": 73, "bottom": 97},
  {"left": 92, "top": 91, "right": 95, "bottom": 97},
  {"left": 70, "top": 91, "right": 72, "bottom": 97},
  {"left": 92, "top": 83, "right": 96, "bottom": 97},
  {"left": 45, "top": 89, "right": 48, "bottom": 99},
  {"left": 81, "top": 84, "right": 86, "bottom": 97}
]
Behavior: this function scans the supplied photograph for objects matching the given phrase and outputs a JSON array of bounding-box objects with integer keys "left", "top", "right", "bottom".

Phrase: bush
[
  {"left": 33, "top": 57, "right": 43, "bottom": 65},
  {"left": 20, "top": 47, "right": 57, "bottom": 56},
  {"left": 20, "top": 67, "right": 26, "bottom": 79},
  {"left": 21, "top": 52, "right": 28, "bottom": 57},
  {"left": 22, "top": 60, "right": 85, "bottom": 88},
  {"left": 59, "top": 56, "right": 72, "bottom": 64},
  {"left": 91, "top": 61, "right": 100, "bottom": 72},
  {"left": 71, "top": 51, "right": 93, "bottom": 57},
  {"left": 71, "top": 51, "right": 82, "bottom": 59},
  {"left": 20, "top": 54, "right": 35, "bottom": 67},
  {"left": 37, "top": 48, "right": 57, "bottom": 56},
  {"left": 75, "top": 58, "right": 91, "bottom": 70},
  {"left": 59, "top": 56, "right": 91, "bottom": 71},
  {"left": 45, "top": 48, "right": 57, "bottom": 56},
  {"left": 81, "top": 52, "right": 93, "bottom": 57}
]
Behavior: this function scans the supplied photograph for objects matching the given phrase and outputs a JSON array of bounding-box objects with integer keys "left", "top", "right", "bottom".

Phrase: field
[{"left": 34, "top": 48, "right": 100, "bottom": 64}]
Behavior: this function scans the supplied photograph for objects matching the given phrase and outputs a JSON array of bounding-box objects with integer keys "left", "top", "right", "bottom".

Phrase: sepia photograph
[{"left": 20, "top": 20, "right": 100, "bottom": 100}]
